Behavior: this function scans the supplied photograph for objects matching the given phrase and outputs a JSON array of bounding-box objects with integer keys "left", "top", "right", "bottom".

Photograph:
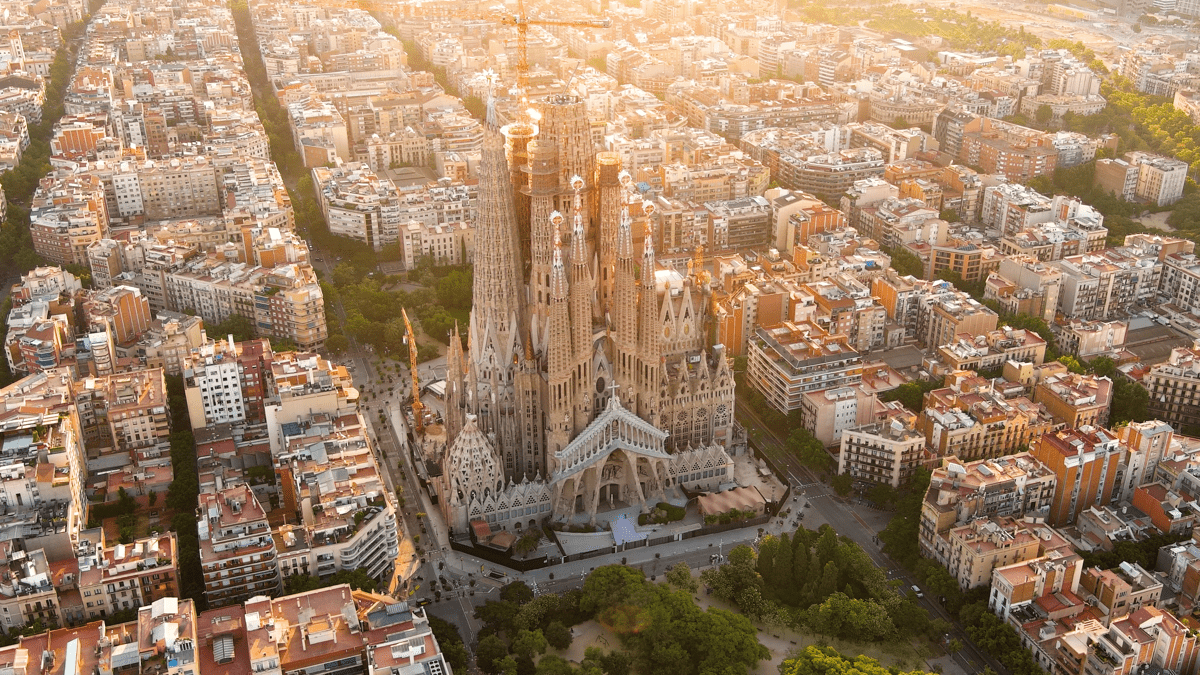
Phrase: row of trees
[
  {"left": 877, "top": 472, "right": 1050, "bottom": 675},
  {"left": 165, "top": 374, "right": 206, "bottom": 610},
  {"left": 701, "top": 526, "right": 948, "bottom": 645},
  {"left": 0, "top": 15, "right": 98, "bottom": 387},
  {"left": 780, "top": 646, "right": 933, "bottom": 675}
]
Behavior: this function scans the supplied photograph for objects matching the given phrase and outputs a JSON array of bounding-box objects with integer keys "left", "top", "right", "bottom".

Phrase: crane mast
[{"left": 402, "top": 308, "right": 424, "bottom": 435}]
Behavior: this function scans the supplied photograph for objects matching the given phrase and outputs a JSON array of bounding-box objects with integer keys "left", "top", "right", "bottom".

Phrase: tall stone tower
[
  {"left": 468, "top": 101, "right": 528, "bottom": 476},
  {"left": 534, "top": 95, "right": 596, "bottom": 236}
]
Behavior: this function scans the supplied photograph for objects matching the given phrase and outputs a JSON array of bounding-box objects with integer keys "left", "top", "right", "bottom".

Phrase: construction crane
[
  {"left": 336, "top": 0, "right": 610, "bottom": 91},
  {"left": 500, "top": 0, "right": 611, "bottom": 90},
  {"left": 402, "top": 308, "right": 425, "bottom": 435}
]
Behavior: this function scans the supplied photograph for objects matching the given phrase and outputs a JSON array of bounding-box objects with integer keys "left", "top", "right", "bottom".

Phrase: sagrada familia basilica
[{"left": 435, "top": 93, "right": 737, "bottom": 536}]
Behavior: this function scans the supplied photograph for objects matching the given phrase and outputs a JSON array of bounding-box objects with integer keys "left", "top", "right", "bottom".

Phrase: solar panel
[{"left": 213, "top": 636, "right": 235, "bottom": 665}]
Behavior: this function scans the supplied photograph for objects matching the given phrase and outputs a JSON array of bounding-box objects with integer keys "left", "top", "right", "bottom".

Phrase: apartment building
[
  {"left": 946, "top": 516, "right": 1043, "bottom": 590},
  {"left": 400, "top": 219, "right": 474, "bottom": 268},
  {"left": 73, "top": 368, "right": 171, "bottom": 467},
  {"left": 928, "top": 240, "right": 1001, "bottom": 283},
  {"left": 137, "top": 156, "right": 222, "bottom": 221},
  {"left": 1032, "top": 427, "right": 1122, "bottom": 527},
  {"left": 920, "top": 374, "right": 1057, "bottom": 461},
  {"left": 980, "top": 183, "right": 1054, "bottom": 236},
  {"left": 1128, "top": 151, "right": 1188, "bottom": 207},
  {"left": 799, "top": 385, "right": 877, "bottom": 448},
  {"left": 182, "top": 338, "right": 275, "bottom": 430},
  {"left": 745, "top": 321, "right": 863, "bottom": 413},
  {"left": 29, "top": 172, "right": 110, "bottom": 267},
  {"left": 83, "top": 285, "right": 152, "bottom": 347},
  {"left": 279, "top": 420, "right": 400, "bottom": 584},
  {"left": 198, "top": 484, "right": 282, "bottom": 608},
  {"left": 928, "top": 327, "right": 1047, "bottom": 377},
  {"left": 1143, "top": 342, "right": 1200, "bottom": 431},
  {"left": 163, "top": 258, "right": 326, "bottom": 351},
  {"left": 958, "top": 117, "right": 1058, "bottom": 182},
  {"left": 1114, "top": 420, "right": 1176, "bottom": 504},
  {"left": 803, "top": 275, "right": 887, "bottom": 353},
  {"left": 990, "top": 544, "right": 1084, "bottom": 624},
  {"left": 197, "top": 585, "right": 451, "bottom": 675},
  {"left": 77, "top": 532, "right": 179, "bottom": 622},
  {"left": 768, "top": 188, "right": 844, "bottom": 252},
  {"left": 288, "top": 96, "right": 350, "bottom": 166},
  {"left": 1058, "top": 319, "right": 1127, "bottom": 359},
  {"left": 1095, "top": 158, "right": 1139, "bottom": 201},
  {"left": 917, "top": 290, "right": 999, "bottom": 349},
  {"left": 919, "top": 453, "right": 1057, "bottom": 564},
  {"left": 1161, "top": 251, "right": 1200, "bottom": 316},
  {"left": 837, "top": 409, "right": 927, "bottom": 487},
  {"left": 1131, "top": 482, "right": 1200, "bottom": 535},
  {"left": 1033, "top": 372, "right": 1113, "bottom": 429},
  {"left": 714, "top": 277, "right": 795, "bottom": 357},
  {"left": 1040, "top": 608, "right": 1198, "bottom": 675},
  {"left": 0, "top": 542, "right": 62, "bottom": 631},
  {"left": 0, "top": 371, "right": 88, "bottom": 553},
  {"left": 1056, "top": 248, "right": 1163, "bottom": 320},
  {"left": 312, "top": 163, "right": 404, "bottom": 251},
  {"left": 985, "top": 257, "right": 1062, "bottom": 323}
]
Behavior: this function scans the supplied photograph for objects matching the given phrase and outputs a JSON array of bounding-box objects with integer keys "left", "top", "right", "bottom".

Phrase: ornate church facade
[{"left": 436, "top": 94, "right": 736, "bottom": 534}]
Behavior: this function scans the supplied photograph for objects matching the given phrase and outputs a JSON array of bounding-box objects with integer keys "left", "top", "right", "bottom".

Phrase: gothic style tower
[
  {"left": 595, "top": 154, "right": 623, "bottom": 320},
  {"left": 503, "top": 121, "right": 538, "bottom": 271},
  {"left": 568, "top": 182, "right": 594, "bottom": 435},
  {"left": 637, "top": 219, "right": 662, "bottom": 425},
  {"left": 546, "top": 231, "right": 573, "bottom": 456},
  {"left": 468, "top": 99, "right": 527, "bottom": 475},
  {"left": 523, "top": 140, "right": 560, "bottom": 350},
  {"left": 611, "top": 207, "right": 638, "bottom": 408},
  {"left": 534, "top": 95, "right": 596, "bottom": 234},
  {"left": 444, "top": 322, "right": 465, "bottom": 448}
]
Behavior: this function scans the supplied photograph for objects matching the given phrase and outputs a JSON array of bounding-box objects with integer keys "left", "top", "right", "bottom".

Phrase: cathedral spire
[
  {"left": 546, "top": 227, "right": 572, "bottom": 455},
  {"left": 637, "top": 210, "right": 661, "bottom": 421},
  {"left": 569, "top": 178, "right": 594, "bottom": 433},
  {"left": 470, "top": 87, "right": 524, "bottom": 352},
  {"left": 445, "top": 321, "right": 465, "bottom": 447}
]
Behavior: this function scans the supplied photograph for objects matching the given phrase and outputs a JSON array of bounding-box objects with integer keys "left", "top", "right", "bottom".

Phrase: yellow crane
[
  {"left": 402, "top": 307, "right": 424, "bottom": 435},
  {"left": 335, "top": 0, "right": 610, "bottom": 91},
  {"left": 500, "top": 0, "right": 611, "bottom": 90}
]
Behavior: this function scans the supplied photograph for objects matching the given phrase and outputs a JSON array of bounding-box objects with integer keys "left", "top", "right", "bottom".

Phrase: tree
[
  {"left": 939, "top": 208, "right": 961, "bottom": 223},
  {"left": 1057, "top": 354, "right": 1086, "bottom": 374},
  {"left": 884, "top": 245, "right": 925, "bottom": 278},
  {"left": 284, "top": 574, "right": 322, "bottom": 595},
  {"left": 428, "top": 615, "right": 470, "bottom": 673},
  {"left": 831, "top": 473, "right": 852, "bottom": 496},
  {"left": 501, "top": 580, "right": 536, "bottom": 606},
  {"left": 435, "top": 269, "right": 472, "bottom": 310},
  {"left": 476, "top": 634, "right": 510, "bottom": 675},
  {"left": 1036, "top": 104, "right": 1054, "bottom": 125},
  {"left": 206, "top": 314, "right": 256, "bottom": 343},
  {"left": 665, "top": 562, "right": 698, "bottom": 593},
  {"left": 510, "top": 629, "right": 548, "bottom": 660},
  {"left": 880, "top": 380, "right": 939, "bottom": 412},
  {"left": 780, "top": 646, "right": 929, "bottom": 675},
  {"left": 544, "top": 621, "right": 573, "bottom": 650},
  {"left": 325, "top": 568, "right": 377, "bottom": 593}
]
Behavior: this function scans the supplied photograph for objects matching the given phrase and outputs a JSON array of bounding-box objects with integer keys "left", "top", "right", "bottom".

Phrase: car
[
  {"left": 416, "top": 598, "right": 433, "bottom": 607},
  {"left": 911, "top": 585, "right": 924, "bottom": 598},
  {"left": 488, "top": 571, "right": 505, "bottom": 580}
]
